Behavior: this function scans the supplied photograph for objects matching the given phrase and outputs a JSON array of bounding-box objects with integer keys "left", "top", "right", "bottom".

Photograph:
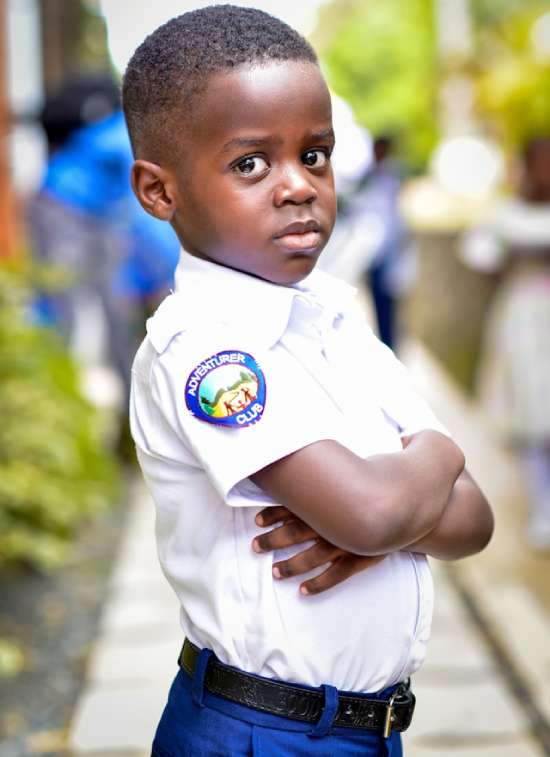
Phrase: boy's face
[{"left": 166, "top": 61, "right": 336, "bottom": 285}]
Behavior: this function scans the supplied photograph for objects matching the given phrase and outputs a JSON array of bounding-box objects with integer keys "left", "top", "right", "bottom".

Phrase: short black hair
[{"left": 122, "top": 4, "right": 318, "bottom": 160}]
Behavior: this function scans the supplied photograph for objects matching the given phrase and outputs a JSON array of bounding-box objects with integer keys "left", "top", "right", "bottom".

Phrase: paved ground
[
  {"left": 67, "top": 344, "right": 550, "bottom": 757},
  {"left": 404, "top": 344, "right": 549, "bottom": 757}
]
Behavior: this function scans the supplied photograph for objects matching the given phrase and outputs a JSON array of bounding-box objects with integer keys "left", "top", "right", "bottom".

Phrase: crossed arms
[{"left": 251, "top": 431, "right": 494, "bottom": 595}]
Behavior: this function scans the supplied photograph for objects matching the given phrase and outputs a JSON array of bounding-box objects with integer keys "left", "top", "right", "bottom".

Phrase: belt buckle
[{"left": 383, "top": 679, "right": 411, "bottom": 738}]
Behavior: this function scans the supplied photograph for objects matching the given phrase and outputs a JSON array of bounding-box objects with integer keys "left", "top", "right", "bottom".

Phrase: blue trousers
[{"left": 152, "top": 651, "right": 404, "bottom": 756}]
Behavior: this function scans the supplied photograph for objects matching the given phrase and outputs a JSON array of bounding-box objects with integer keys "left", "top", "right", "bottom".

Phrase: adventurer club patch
[{"left": 185, "top": 350, "right": 266, "bottom": 427}]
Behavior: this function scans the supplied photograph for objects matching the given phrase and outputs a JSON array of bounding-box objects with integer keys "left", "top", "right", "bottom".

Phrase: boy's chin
[
  {"left": 256, "top": 256, "right": 319, "bottom": 286},
  {"left": 189, "top": 248, "right": 321, "bottom": 286}
]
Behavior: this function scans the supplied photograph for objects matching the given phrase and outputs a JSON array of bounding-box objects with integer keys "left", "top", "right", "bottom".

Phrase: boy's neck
[{"left": 180, "top": 245, "right": 314, "bottom": 288}]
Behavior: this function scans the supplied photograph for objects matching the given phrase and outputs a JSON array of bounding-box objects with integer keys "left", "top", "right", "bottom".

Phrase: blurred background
[{"left": 1, "top": 1, "right": 550, "bottom": 755}]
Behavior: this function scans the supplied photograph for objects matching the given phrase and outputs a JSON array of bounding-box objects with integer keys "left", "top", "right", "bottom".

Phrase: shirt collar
[{"left": 148, "top": 248, "right": 357, "bottom": 352}]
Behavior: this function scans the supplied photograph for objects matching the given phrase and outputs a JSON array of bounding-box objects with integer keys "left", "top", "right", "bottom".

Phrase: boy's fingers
[
  {"left": 300, "top": 555, "right": 386, "bottom": 596},
  {"left": 255, "top": 506, "right": 293, "bottom": 526},
  {"left": 253, "top": 520, "right": 318, "bottom": 552},
  {"left": 272, "top": 541, "right": 342, "bottom": 578}
]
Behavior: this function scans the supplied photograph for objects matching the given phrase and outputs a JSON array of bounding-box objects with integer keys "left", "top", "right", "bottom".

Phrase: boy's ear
[{"left": 131, "top": 160, "right": 177, "bottom": 221}]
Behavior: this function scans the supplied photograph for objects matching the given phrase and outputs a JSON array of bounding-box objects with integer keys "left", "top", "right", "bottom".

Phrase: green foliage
[
  {"left": 471, "top": 0, "right": 544, "bottom": 31},
  {"left": 473, "top": 2, "right": 550, "bottom": 150},
  {"left": 0, "top": 263, "right": 119, "bottom": 571},
  {"left": 0, "top": 638, "right": 25, "bottom": 678},
  {"left": 316, "top": 0, "right": 439, "bottom": 169}
]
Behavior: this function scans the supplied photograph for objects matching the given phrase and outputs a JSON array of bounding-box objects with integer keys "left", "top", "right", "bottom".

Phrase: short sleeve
[
  {"left": 361, "top": 327, "right": 450, "bottom": 439},
  {"left": 149, "top": 330, "right": 344, "bottom": 506}
]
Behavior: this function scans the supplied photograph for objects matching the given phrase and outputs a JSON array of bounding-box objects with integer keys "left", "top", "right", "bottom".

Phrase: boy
[{"left": 125, "top": 6, "right": 493, "bottom": 755}]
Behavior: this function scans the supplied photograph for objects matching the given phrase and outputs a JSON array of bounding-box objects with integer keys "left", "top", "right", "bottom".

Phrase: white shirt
[{"left": 130, "top": 250, "right": 447, "bottom": 693}]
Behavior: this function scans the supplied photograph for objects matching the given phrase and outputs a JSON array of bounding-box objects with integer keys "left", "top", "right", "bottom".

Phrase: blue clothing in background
[
  {"left": 41, "top": 110, "right": 179, "bottom": 299},
  {"left": 29, "top": 110, "right": 179, "bottom": 398},
  {"left": 348, "top": 160, "right": 415, "bottom": 351}
]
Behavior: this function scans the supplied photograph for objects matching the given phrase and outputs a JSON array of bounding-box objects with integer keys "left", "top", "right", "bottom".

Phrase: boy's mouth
[{"left": 273, "top": 220, "right": 322, "bottom": 252}]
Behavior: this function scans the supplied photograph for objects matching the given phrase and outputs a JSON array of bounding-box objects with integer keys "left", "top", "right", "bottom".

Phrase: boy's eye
[
  {"left": 234, "top": 156, "right": 269, "bottom": 177},
  {"left": 302, "top": 149, "right": 329, "bottom": 168}
]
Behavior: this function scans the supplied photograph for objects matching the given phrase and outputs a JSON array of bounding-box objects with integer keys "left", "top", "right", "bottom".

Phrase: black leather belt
[{"left": 178, "top": 639, "right": 415, "bottom": 735}]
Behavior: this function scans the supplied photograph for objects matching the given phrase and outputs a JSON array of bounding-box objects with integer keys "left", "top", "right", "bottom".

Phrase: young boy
[{"left": 124, "top": 6, "right": 494, "bottom": 755}]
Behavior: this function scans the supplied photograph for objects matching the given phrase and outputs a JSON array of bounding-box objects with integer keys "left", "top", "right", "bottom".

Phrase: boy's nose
[{"left": 273, "top": 166, "right": 318, "bottom": 206}]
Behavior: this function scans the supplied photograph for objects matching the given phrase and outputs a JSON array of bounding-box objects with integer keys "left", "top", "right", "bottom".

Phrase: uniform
[{"left": 130, "top": 250, "right": 449, "bottom": 755}]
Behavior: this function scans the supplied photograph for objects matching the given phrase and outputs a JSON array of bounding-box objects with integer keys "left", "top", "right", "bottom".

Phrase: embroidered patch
[{"left": 185, "top": 350, "right": 266, "bottom": 427}]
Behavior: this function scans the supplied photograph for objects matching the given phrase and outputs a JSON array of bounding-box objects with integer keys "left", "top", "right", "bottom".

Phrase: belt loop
[
  {"left": 191, "top": 647, "right": 214, "bottom": 708},
  {"left": 308, "top": 684, "right": 339, "bottom": 739}
]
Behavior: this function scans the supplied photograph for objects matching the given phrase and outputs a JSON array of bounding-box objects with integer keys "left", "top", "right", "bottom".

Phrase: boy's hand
[{"left": 253, "top": 506, "right": 385, "bottom": 595}]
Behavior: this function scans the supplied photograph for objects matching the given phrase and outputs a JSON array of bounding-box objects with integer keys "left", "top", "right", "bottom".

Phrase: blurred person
[
  {"left": 27, "top": 74, "right": 179, "bottom": 411},
  {"left": 461, "top": 137, "right": 550, "bottom": 550},
  {"left": 28, "top": 74, "right": 120, "bottom": 337},
  {"left": 347, "top": 135, "right": 416, "bottom": 351}
]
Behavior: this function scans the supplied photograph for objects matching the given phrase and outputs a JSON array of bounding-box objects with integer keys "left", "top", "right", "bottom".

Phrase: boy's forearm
[
  {"left": 403, "top": 470, "right": 494, "bottom": 560},
  {"left": 355, "top": 430, "right": 465, "bottom": 555},
  {"left": 252, "top": 432, "right": 464, "bottom": 557},
  {"left": 253, "top": 467, "right": 492, "bottom": 594}
]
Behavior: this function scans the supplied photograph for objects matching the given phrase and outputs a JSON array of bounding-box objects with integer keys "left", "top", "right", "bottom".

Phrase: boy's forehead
[{"left": 186, "top": 61, "right": 332, "bottom": 147}]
